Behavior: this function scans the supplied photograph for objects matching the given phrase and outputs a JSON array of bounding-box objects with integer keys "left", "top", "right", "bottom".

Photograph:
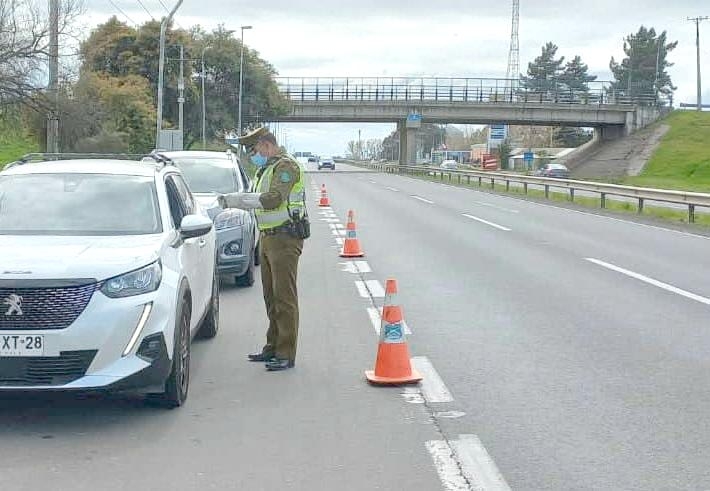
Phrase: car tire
[
  {"left": 253, "top": 236, "right": 260, "bottom": 266},
  {"left": 198, "top": 266, "right": 219, "bottom": 339},
  {"left": 158, "top": 295, "right": 191, "bottom": 408},
  {"left": 236, "top": 251, "right": 255, "bottom": 287}
]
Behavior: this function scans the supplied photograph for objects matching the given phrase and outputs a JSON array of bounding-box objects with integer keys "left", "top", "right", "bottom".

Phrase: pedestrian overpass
[{"left": 267, "top": 77, "right": 663, "bottom": 165}]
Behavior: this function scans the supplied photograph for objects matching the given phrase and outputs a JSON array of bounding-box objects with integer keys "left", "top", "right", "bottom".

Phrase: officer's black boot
[{"left": 265, "top": 357, "right": 295, "bottom": 371}]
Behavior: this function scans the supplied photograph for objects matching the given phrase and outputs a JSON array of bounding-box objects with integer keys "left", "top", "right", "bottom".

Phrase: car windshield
[
  {"left": 172, "top": 158, "right": 241, "bottom": 194},
  {"left": 0, "top": 173, "right": 162, "bottom": 235}
]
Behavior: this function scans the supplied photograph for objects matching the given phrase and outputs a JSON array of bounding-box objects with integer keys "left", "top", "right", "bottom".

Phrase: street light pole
[
  {"left": 201, "top": 45, "right": 210, "bottom": 149},
  {"left": 688, "top": 16, "right": 709, "bottom": 111},
  {"left": 156, "top": 0, "right": 183, "bottom": 149},
  {"left": 238, "top": 25, "right": 252, "bottom": 136}
]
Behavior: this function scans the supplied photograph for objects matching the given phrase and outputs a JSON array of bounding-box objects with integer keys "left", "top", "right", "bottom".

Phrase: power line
[
  {"left": 136, "top": 0, "right": 155, "bottom": 20},
  {"left": 107, "top": 0, "right": 137, "bottom": 25}
]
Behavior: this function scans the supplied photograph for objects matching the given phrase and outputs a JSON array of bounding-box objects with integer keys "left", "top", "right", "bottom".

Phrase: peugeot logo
[{"left": 3, "top": 294, "right": 23, "bottom": 316}]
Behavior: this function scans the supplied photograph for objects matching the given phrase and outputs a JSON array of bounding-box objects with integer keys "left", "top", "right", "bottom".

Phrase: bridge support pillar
[
  {"left": 596, "top": 125, "right": 626, "bottom": 141},
  {"left": 398, "top": 120, "right": 417, "bottom": 166}
]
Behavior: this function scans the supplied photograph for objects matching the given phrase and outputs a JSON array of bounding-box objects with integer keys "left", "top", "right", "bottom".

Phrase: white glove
[{"left": 220, "top": 192, "right": 263, "bottom": 210}]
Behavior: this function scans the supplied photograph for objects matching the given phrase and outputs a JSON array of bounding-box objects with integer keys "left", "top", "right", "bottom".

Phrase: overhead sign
[{"left": 406, "top": 112, "right": 422, "bottom": 129}]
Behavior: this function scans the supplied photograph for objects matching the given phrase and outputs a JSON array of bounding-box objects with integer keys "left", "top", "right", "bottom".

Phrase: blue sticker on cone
[{"left": 383, "top": 322, "right": 403, "bottom": 343}]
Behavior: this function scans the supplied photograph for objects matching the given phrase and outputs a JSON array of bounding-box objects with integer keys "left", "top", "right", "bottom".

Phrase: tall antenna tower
[{"left": 505, "top": 0, "right": 520, "bottom": 89}]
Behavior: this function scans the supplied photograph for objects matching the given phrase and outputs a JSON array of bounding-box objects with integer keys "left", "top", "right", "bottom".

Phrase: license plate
[{"left": 0, "top": 335, "right": 45, "bottom": 357}]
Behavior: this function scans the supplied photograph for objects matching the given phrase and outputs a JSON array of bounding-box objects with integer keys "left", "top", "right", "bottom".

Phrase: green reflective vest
[{"left": 254, "top": 158, "right": 306, "bottom": 231}]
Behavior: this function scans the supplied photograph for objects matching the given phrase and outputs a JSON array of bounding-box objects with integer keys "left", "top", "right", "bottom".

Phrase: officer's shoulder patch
[{"left": 279, "top": 171, "right": 293, "bottom": 183}]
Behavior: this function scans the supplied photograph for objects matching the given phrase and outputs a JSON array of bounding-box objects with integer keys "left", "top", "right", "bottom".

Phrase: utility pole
[
  {"left": 688, "top": 16, "right": 709, "bottom": 111},
  {"left": 47, "top": 0, "right": 59, "bottom": 153},
  {"left": 178, "top": 44, "right": 185, "bottom": 142},
  {"left": 156, "top": 0, "right": 183, "bottom": 148},
  {"left": 238, "top": 25, "right": 252, "bottom": 136},
  {"left": 201, "top": 47, "right": 208, "bottom": 149},
  {"left": 358, "top": 129, "right": 362, "bottom": 160}
]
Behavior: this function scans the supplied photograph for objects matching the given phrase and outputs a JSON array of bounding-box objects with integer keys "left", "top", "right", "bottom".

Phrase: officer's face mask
[{"left": 250, "top": 153, "right": 268, "bottom": 167}]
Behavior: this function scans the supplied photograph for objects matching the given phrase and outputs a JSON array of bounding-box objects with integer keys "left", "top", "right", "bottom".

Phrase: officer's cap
[{"left": 238, "top": 127, "right": 272, "bottom": 151}]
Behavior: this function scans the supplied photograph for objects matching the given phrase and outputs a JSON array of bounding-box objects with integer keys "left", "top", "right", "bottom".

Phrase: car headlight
[
  {"left": 101, "top": 261, "right": 162, "bottom": 298},
  {"left": 215, "top": 210, "right": 245, "bottom": 230}
]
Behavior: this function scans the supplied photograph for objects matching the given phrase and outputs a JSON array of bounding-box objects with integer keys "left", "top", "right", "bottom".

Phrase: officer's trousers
[{"left": 259, "top": 232, "right": 304, "bottom": 361}]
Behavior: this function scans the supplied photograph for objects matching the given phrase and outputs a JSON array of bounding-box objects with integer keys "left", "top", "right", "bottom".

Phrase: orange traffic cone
[
  {"left": 340, "top": 209, "right": 364, "bottom": 257},
  {"left": 319, "top": 184, "right": 331, "bottom": 207},
  {"left": 365, "top": 279, "right": 422, "bottom": 385}
]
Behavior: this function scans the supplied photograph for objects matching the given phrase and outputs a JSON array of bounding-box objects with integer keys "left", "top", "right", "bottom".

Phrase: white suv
[{"left": 0, "top": 157, "right": 218, "bottom": 407}]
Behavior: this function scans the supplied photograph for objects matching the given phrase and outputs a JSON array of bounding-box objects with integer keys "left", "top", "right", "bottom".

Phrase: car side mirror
[{"left": 180, "top": 214, "right": 213, "bottom": 239}]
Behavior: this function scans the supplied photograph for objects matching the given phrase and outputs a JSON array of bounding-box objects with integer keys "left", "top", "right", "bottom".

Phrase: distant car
[
  {"left": 318, "top": 158, "right": 335, "bottom": 170},
  {"left": 154, "top": 151, "right": 259, "bottom": 287},
  {"left": 535, "top": 163, "right": 570, "bottom": 179},
  {"left": 440, "top": 159, "right": 458, "bottom": 170},
  {"left": 307, "top": 156, "right": 318, "bottom": 164}
]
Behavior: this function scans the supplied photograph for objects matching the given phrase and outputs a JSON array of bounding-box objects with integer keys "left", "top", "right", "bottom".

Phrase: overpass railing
[
  {"left": 276, "top": 77, "right": 668, "bottom": 106},
  {"left": 348, "top": 161, "right": 707, "bottom": 223}
]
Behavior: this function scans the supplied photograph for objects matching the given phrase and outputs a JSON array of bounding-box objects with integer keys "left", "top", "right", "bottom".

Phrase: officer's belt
[{"left": 261, "top": 223, "right": 293, "bottom": 236}]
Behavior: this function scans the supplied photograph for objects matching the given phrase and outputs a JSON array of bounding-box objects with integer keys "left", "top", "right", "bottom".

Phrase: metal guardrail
[
  {"left": 276, "top": 77, "right": 669, "bottom": 107},
  {"left": 352, "top": 161, "right": 708, "bottom": 224}
]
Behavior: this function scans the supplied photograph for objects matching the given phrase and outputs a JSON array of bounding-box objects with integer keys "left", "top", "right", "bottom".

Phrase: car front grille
[
  {"left": 0, "top": 283, "right": 98, "bottom": 330},
  {"left": 0, "top": 350, "right": 98, "bottom": 386}
]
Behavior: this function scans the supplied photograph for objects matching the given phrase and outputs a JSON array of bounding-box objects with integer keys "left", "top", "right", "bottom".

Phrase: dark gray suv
[{"left": 159, "top": 151, "right": 259, "bottom": 287}]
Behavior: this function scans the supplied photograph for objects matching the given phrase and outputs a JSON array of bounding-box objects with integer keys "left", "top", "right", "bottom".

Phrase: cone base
[
  {"left": 340, "top": 251, "right": 364, "bottom": 257},
  {"left": 365, "top": 369, "right": 422, "bottom": 386},
  {"left": 319, "top": 202, "right": 331, "bottom": 207}
]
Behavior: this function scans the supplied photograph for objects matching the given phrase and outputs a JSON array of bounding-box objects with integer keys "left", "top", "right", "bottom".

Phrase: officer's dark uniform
[{"left": 223, "top": 127, "right": 306, "bottom": 371}]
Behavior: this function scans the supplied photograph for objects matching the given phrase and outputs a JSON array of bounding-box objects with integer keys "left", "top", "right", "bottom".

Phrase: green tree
[
  {"left": 609, "top": 26, "right": 677, "bottom": 104},
  {"left": 522, "top": 42, "right": 565, "bottom": 99},
  {"left": 560, "top": 56, "right": 597, "bottom": 95}
]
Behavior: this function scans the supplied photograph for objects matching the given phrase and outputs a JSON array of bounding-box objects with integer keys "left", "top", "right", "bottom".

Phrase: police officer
[{"left": 219, "top": 127, "right": 307, "bottom": 371}]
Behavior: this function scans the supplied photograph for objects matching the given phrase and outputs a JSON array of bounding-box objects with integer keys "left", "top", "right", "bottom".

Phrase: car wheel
[
  {"left": 159, "top": 297, "right": 191, "bottom": 408},
  {"left": 236, "top": 251, "right": 255, "bottom": 287},
  {"left": 253, "top": 236, "right": 260, "bottom": 266},
  {"left": 198, "top": 266, "right": 219, "bottom": 339}
]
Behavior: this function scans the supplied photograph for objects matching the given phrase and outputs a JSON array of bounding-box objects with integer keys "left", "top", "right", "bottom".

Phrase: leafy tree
[
  {"left": 560, "top": 56, "right": 597, "bottom": 95},
  {"left": 522, "top": 42, "right": 565, "bottom": 98},
  {"left": 0, "top": 0, "right": 84, "bottom": 109},
  {"left": 609, "top": 26, "right": 677, "bottom": 104}
]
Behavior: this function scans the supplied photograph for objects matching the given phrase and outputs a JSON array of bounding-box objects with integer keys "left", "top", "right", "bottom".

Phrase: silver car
[{"left": 155, "top": 151, "right": 259, "bottom": 287}]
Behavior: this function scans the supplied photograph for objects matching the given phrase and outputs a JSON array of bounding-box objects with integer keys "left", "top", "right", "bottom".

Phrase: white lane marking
[
  {"left": 320, "top": 218, "right": 341, "bottom": 223},
  {"left": 401, "top": 386, "right": 425, "bottom": 404},
  {"left": 355, "top": 281, "right": 370, "bottom": 298},
  {"left": 331, "top": 229, "right": 345, "bottom": 237},
  {"left": 340, "top": 261, "right": 371, "bottom": 274},
  {"left": 365, "top": 279, "right": 385, "bottom": 297},
  {"left": 585, "top": 258, "right": 710, "bottom": 306},
  {"left": 369, "top": 179, "right": 377, "bottom": 184},
  {"left": 386, "top": 186, "right": 399, "bottom": 192},
  {"left": 425, "top": 441, "right": 470, "bottom": 491},
  {"left": 355, "top": 280, "right": 385, "bottom": 298},
  {"left": 452, "top": 435, "right": 512, "bottom": 491},
  {"left": 411, "top": 356, "right": 453, "bottom": 403},
  {"left": 335, "top": 237, "right": 344, "bottom": 246},
  {"left": 462, "top": 214, "right": 511, "bottom": 232},
  {"left": 366, "top": 307, "right": 412, "bottom": 335},
  {"left": 473, "top": 201, "right": 519, "bottom": 214},
  {"left": 329, "top": 223, "right": 345, "bottom": 230},
  {"left": 435, "top": 411, "right": 466, "bottom": 419},
  {"left": 412, "top": 195, "right": 434, "bottom": 204}
]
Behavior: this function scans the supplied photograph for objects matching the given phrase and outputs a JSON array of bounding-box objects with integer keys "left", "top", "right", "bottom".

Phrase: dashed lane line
[
  {"left": 412, "top": 195, "right": 435, "bottom": 204},
  {"left": 461, "top": 214, "right": 511, "bottom": 232},
  {"left": 585, "top": 258, "right": 710, "bottom": 306},
  {"left": 355, "top": 280, "right": 385, "bottom": 298},
  {"left": 411, "top": 356, "right": 453, "bottom": 403}
]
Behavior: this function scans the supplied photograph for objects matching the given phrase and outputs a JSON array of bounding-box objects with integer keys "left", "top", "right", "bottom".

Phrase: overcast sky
[{"left": 85, "top": 1, "right": 709, "bottom": 155}]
